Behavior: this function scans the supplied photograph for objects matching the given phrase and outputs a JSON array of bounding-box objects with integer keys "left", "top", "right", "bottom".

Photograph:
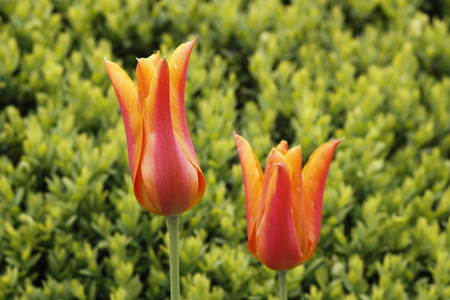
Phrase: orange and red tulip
[
  {"left": 234, "top": 133, "right": 343, "bottom": 270},
  {"left": 105, "top": 37, "right": 206, "bottom": 216}
]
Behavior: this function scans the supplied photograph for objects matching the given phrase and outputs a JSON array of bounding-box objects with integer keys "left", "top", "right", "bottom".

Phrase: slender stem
[
  {"left": 167, "top": 215, "right": 180, "bottom": 300},
  {"left": 278, "top": 270, "right": 287, "bottom": 300}
]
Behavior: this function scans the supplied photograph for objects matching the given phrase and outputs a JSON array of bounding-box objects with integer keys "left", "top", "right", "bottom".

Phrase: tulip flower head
[
  {"left": 234, "top": 133, "right": 343, "bottom": 271},
  {"left": 105, "top": 37, "right": 206, "bottom": 216}
]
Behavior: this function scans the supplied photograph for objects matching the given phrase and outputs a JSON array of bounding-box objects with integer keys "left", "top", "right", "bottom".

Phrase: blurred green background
[{"left": 1, "top": 0, "right": 450, "bottom": 299}]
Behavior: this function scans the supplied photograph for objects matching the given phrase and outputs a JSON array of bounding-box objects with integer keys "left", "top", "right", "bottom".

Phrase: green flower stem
[
  {"left": 167, "top": 215, "right": 180, "bottom": 300},
  {"left": 278, "top": 270, "right": 287, "bottom": 300}
]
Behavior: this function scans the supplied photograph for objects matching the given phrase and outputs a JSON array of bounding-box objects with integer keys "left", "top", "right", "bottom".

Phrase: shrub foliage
[{"left": 0, "top": 0, "right": 449, "bottom": 299}]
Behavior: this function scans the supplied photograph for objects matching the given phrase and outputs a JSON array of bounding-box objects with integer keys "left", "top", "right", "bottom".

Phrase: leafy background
[{"left": 1, "top": 0, "right": 449, "bottom": 299}]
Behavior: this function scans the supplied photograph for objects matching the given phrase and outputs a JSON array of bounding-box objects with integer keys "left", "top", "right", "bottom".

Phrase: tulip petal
[
  {"left": 105, "top": 59, "right": 142, "bottom": 182},
  {"left": 256, "top": 153, "right": 302, "bottom": 270},
  {"left": 140, "top": 59, "right": 199, "bottom": 216},
  {"left": 134, "top": 166, "right": 162, "bottom": 215},
  {"left": 301, "top": 139, "right": 344, "bottom": 261},
  {"left": 257, "top": 148, "right": 288, "bottom": 223},
  {"left": 275, "top": 140, "right": 288, "bottom": 154},
  {"left": 136, "top": 52, "right": 161, "bottom": 109},
  {"left": 285, "top": 146, "right": 310, "bottom": 258},
  {"left": 168, "top": 36, "right": 206, "bottom": 208},
  {"left": 168, "top": 37, "right": 199, "bottom": 163},
  {"left": 233, "top": 132, "right": 264, "bottom": 255}
]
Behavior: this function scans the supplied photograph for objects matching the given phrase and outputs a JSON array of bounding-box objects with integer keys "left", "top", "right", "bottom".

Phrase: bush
[{"left": 0, "top": 0, "right": 449, "bottom": 299}]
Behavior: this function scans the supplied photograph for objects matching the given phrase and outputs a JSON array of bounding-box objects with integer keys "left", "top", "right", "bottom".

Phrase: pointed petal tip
[
  {"left": 233, "top": 132, "right": 246, "bottom": 143},
  {"left": 276, "top": 140, "right": 289, "bottom": 154},
  {"left": 176, "top": 36, "right": 198, "bottom": 52},
  {"left": 137, "top": 51, "right": 161, "bottom": 61},
  {"left": 160, "top": 58, "right": 169, "bottom": 69},
  {"left": 104, "top": 57, "right": 113, "bottom": 66},
  {"left": 156, "top": 57, "right": 169, "bottom": 70},
  {"left": 332, "top": 137, "right": 346, "bottom": 146}
]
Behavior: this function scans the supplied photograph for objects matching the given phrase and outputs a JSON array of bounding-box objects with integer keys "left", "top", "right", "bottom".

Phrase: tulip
[
  {"left": 105, "top": 37, "right": 206, "bottom": 300},
  {"left": 104, "top": 37, "right": 206, "bottom": 217},
  {"left": 234, "top": 132, "right": 343, "bottom": 297}
]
